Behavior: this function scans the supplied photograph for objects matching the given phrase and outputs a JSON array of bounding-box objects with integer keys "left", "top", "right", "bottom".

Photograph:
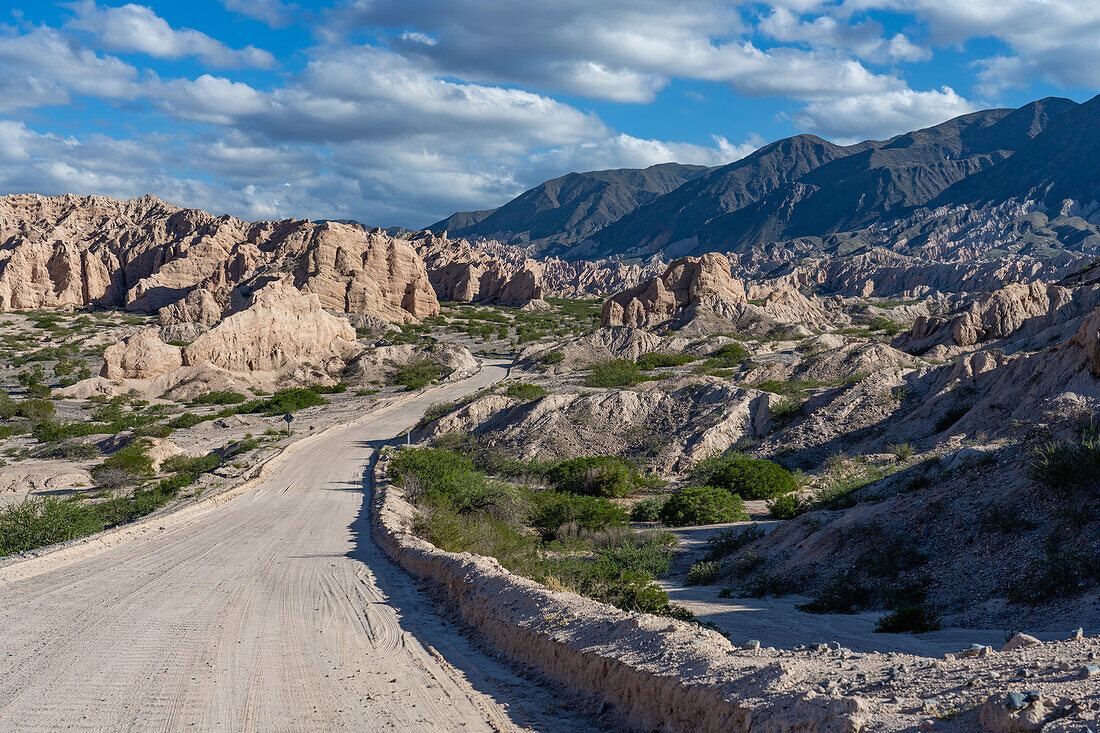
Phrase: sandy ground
[
  {"left": 0, "top": 361, "right": 604, "bottom": 732},
  {"left": 659, "top": 521, "right": 1074, "bottom": 658}
]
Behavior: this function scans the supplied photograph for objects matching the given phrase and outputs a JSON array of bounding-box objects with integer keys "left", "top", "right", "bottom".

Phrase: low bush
[
  {"left": 889, "top": 443, "right": 915, "bottom": 461},
  {"left": 635, "top": 352, "right": 695, "bottom": 370},
  {"left": 629, "top": 497, "right": 665, "bottom": 521},
  {"left": 709, "top": 458, "right": 797, "bottom": 500},
  {"left": 389, "top": 360, "right": 450, "bottom": 391},
  {"left": 585, "top": 359, "right": 646, "bottom": 388},
  {"left": 238, "top": 388, "right": 329, "bottom": 415},
  {"left": 538, "top": 349, "right": 564, "bottom": 366},
  {"left": 529, "top": 492, "right": 625, "bottom": 538},
  {"left": 703, "top": 524, "right": 765, "bottom": 561},
  {"left": 161, "top": 452, "right": 223, "bottom": 480},
  {"left": 770, "top": 396, "right": 802, "bottom": 421},
  {"left": 546, "top": 456, "right": 644, "bottom": 498},
  {"left": 91, "top": 439, "right": 155, "bottom": 489},
  {"left": 797, "top": 572, "right": 877, "bottom": 614},
  {"left": 192, "top": 391, "right": 247, "bottom": 405},
  {"left": 1029, "top": 429, "right": 1100, "bottom": 491},
  {"left": 710, "top": 343, "right": 749, "bottom": 365},
  {"left": 766, "top": 493, "right": 805, "bottom": 519},
  {"left": 875, "top": 604, "right": 941, "bottom": 633},
  {"left": 659, "top": 486, "right": 747, "bottom": 527},
  {"left": 168, "top": 412, "right": 209, "bottom": 430},
  {"left": 0, "top": 496, "right": 105, "bottom": 555},
  {"left": 503, "top": 382, "right": 548, "bottom": 401},
  {"left": 686, "top": 560, "right": 722, "bottom": 585},
  {"left": 419, "top": 401, "right": 457, "bottom": 425},
  {"left": 1007, "top": 540, "right": 1100, "bottom": 603}
]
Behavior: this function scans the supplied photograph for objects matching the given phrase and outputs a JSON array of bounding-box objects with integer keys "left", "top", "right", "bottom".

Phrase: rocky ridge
[{"left": 0, "top": 193, "right": 438, "bottom": 322}]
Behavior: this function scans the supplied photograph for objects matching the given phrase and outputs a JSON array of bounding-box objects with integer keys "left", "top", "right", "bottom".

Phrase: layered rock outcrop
[
  {"left": 182, "top": 282, "right": 358, "bottom": 373},
  {"left": 101, "top": 329, "right": 184, "bottom": 380},
  {"left": 0, "top": 194, "right": 438, "bottom": 322},
  {"left": 602, "top": 253, "right": 746, "bottom": 328},
  {"left": 413, "top": 233, "right": 652, "bottom": 303},
  {"left": 101, "top": 281, "right": 359, "bottom": 380}
]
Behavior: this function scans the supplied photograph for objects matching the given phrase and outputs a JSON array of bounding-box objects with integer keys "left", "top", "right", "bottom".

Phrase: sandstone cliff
[
  {"left": 100, "top": 281, "right": 360, "bottom": 380},
  {"left": 413, "top": 233, "right": 651, "bottom": 303},
  {"left": 601, "top": 253, "right": 746, "bottom": 328},
  {"left": 0, "top": 194, "right": 438, "bottom": 322}
]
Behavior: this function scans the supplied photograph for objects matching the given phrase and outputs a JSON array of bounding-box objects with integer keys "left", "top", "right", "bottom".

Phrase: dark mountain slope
[
  {"left": 683, "top": 98, "right": 1079, "bottom": 256},
  {"left": 428, "top": 163, "right": 709, "bottom": 251},
  {"left": 937, "top": 94, "right": 1099, "bottom": 211},
  {"left": 577, "top": 134, "right": 862, "bottom": 259},
  {"left": 588, "top": 99, "right": 1079, "bottom": 259}
]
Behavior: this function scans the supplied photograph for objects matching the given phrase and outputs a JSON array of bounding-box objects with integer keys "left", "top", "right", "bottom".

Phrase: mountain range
[{"left": 431, "top": 95, "right": 1100, "bottom": 263}]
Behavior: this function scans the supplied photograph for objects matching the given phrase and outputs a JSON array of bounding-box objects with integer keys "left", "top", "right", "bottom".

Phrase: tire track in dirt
[{"left": 0, "top": 363, "right": 606, "bottom": 732}]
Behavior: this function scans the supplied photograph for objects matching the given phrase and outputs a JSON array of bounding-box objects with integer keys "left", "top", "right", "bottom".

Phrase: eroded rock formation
[
  {"left": 0, "top": 193, "right": 438, "bottom": 322},
  {"left": 602, "top": 253, "right": 746, "bottom": 328}
]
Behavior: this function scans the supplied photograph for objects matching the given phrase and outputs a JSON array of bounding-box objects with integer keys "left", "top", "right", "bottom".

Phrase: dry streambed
[{"left": 374, "top": 456, "right": 1100, "bottom": 732}]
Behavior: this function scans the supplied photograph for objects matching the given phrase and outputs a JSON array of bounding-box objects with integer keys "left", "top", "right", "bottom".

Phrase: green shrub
[
  {"left": 91, "top": 440, "right": 155, "bottom": 488},
  {"left": 161, "top": 452, "right": 223, "bottom": 479},
  {"left": 546, "top": 456, "right": 643, "bottom": 498},
  {"left": 390, "top": 360, "right": 449, "bottom": 390},
  {"left": 689, "top": 449, "right": 747, "bottom": 485},
  {"left": 538, "top": 349, "right": 564, "bottom": 366},
  {"left": 686, "top": 560, "right": 722, "bottom": 585},
  {"left": 168, "top": 412, "right": 209, "bottom": 429},
  {"left": 703, "top": 524, "right": 765, "bottom": 561},
  {"left": 503, "top": 382, "right": 548, "bottom": 401},
  {"left": 595, "top": 531, "right": 675, "bottom": 577},
  {"left": 711, "top": 342, "right": 749, "bottom": 364},
  {"left": 890, "top": 443, "right": 915, "bottom": 461},
  {"left": 978, "top": 502, "right": 1039, "bottom": 534},
  {"left": 875, "top": 604, "right": 941, "bottom": 633},
  {"left": 635, "top": 352, "right": 695, "bottom": 370},
  {"left": 770, "top": 396, "right": 802, "bottom": 421},
  {"left": 419, "top": 401, "right": 456, "bottom": 425},
  {"left": 0, "top": 496, "right": 104, "bottom": 556},
  {"left": 310, "top": 384, "right": 347, "bottom": 394},
  {"left": 1029, "top": 434, "right": 1100, "bottom": 490},
  {"left": 629, "top": 497, "right": 665, "bottom": 521},
  {"left": 867, "top": 316, "right": 905, "bottom": 335},
  {"left": 709, "top": 458, "right": 796, "bottom": 500},
  {"left": 585, "top": 359, "right": 646, "bottom": 388},
  {"left": 387, "top": 447, "right": 478, "bottom": 499},
  {"left": 798, "top": 572, "right": 877, "bottom": 614},
  {"left": 529, "top": 492, "right": 625, "bottom": 538},
  {"left": 192, "top": 391, "right": 247, "bottom": 405},
  {"left": 767, "top": 493, "right": 804, "bottom": 519},
  {"left": 659, "top": 486, "right": 747, "bottom": 527},
  {"left": 238, "top": 388, "right": 328, "bottom": 415}
]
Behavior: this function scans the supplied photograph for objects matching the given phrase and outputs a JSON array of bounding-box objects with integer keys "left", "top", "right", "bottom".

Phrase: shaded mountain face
[
  {"left": 433, "top": 96, "right": 1094, "bottom": 263},
  {"left": 936, "top": 94, "right": 1100, "bottom": 212},
  {"left": 592, "top": 97, "right": 1081, "bottom": 260},
  {"left": 428, "top": 163, "right": 710, "bottom": 252}
]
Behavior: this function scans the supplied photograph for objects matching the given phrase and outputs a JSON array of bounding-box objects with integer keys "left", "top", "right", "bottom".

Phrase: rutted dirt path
[{"left": 0, "top": 362, "right": 600, "bottom": 732}]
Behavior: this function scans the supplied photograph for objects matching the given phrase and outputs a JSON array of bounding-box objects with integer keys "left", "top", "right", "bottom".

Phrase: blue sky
[{"left": 0, "top": 0, "right": 1096, "bottom": 228}]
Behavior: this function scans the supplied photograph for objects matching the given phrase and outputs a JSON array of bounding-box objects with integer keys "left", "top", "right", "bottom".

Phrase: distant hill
[
  {"left": 428, "top": 163, "right": 710, "bottom": 253},
  {"left": 433, "top": 96, "right": 1099, "bottom": 262}
]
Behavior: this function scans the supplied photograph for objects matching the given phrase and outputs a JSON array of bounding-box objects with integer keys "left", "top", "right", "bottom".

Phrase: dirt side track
[{"left": 0, "top": 363, "right": 601, "bottom": 732}]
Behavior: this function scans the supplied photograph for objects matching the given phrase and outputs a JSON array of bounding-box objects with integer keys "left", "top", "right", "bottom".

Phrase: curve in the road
[{"left": 0, "top": 362, "right": 603, "bottom": 732}]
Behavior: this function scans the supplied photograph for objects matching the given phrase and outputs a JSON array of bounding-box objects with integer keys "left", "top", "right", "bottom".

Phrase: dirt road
[{"left": 0, "top": 362, "right": 596, "bottom": 732}]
